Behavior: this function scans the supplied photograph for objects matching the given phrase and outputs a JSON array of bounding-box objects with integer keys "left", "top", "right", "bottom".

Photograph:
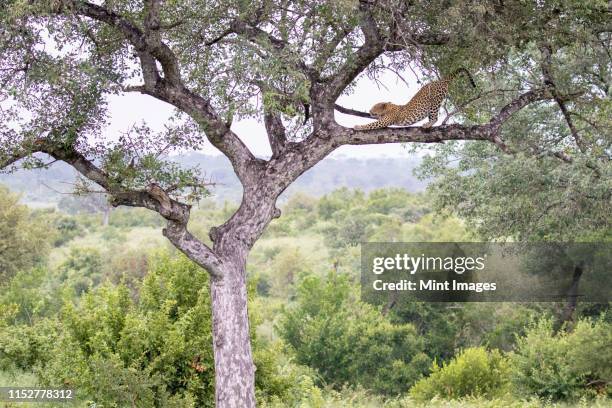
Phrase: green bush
[
  {"left": 0, "top": 319, "right": 59, "bottom": 372},
  {"left": 389, "top": 301, "right": 464, "bottom": 362},
  {"left": 410, "top": 347, "right": 512, "bottom": 401},
  {"left": 52, "top": 216, "right": 85, "bottom": 246},
  {"left": 0, "top": 267, "right": 64, "bottom": 324},
  {"left": 279, "top": 274, "right": 430, "bottom": 395},
  {"left": 511, "top": 317, "right": 611, "bottom": 400},
  {"left": 57, "top": 247, "right": 104, "bottom": 295},
  {"left": 0, "top": 251, "right": 292, "bottom": 407},
  {"left": 0, "top": 186, "right": 50, "bottom": 281}
]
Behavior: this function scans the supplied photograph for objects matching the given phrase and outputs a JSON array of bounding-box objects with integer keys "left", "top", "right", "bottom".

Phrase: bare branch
[
  {"left": 205, "top": 28, "right": 234, "bottom": 46},
  {"left": 488, "top": 89, "right": 552, "bottom": 131},
  {"left": 334, "top": 104, "right": 374, "bottom": 119},
  {"left": 441, "top": 88, "right": 529, "bottom": 125},
  {"left": 163, "top": 221, "right": 224, "bottom": 278}
]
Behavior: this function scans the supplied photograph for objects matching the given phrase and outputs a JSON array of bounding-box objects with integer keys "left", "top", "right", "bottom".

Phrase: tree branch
[
  {"left": 540, "top": 44, "right": 588, "bottom": 153},
  {"left": 334, "top": 104, "right": 375, "bottom": 119},
  {"left": 0, "top": 149, "right": 31, "bottom": 170},
  {"left": 488, "top": 88, "right": 552, "bottom": 132},
  {"left": 332, "top": 89, "right": 553, "bottom": 146},
  {"left": 1, "top": 137, "right": 224, "bottom": 279},
  {"left": 58, "top": 1, "right": 258, "bottom": 181},
  {"left": 219, "top": 18, "right": 315, "bottom": 79},
  {"left": 261, "top": 88, "right": 560, "bottom": 196},
  {"left": 141, "top": 83, "right": 257, "bottom": 182},
  {"left": 163, "top": 221, "right": 224, "bottom": 279},
  {"left": 70, "top": 0, "right": 181, "bottom": 84},
  {"left": 263, "top": 112, "right": 287, "bottom": 158},
  {"left": 280, "top": 88, "right": 556, "bottom": 184},
  {"left": 323, "top": 10, "right": 384, "bottom": 103}
]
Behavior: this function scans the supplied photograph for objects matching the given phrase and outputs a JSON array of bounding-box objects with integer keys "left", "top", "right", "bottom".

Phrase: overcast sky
[{"left": 103, "top": 69, "right": 429, "bottom": 159}]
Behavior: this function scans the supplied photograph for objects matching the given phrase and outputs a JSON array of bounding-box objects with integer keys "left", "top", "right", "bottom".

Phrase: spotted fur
[{"left": 354, "top": 68, "right": 476, "bottom": 131}]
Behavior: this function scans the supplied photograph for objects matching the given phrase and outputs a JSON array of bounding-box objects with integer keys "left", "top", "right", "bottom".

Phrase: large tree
[{"left": 0, "top": 1, "right": 609, "bottom": 406}]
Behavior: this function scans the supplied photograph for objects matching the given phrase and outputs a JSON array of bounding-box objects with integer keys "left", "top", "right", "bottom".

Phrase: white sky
[{"left": 103, "top": 70, "right": 431, "bottom": 159}]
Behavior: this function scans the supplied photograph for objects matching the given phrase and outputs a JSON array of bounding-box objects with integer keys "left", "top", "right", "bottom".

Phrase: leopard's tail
[{"left": 448, "top": 68, "right": 476, "bottom": 88}]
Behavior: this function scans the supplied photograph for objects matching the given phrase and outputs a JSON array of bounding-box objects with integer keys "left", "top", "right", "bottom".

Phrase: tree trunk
[
  {"left": 209, "top": 184, "right": 279, "bottom": 408},
  {"left": 211, "top": 259, "right": 256, "bottom": 408},
  {"left": 558, "top": 263, "right": 584, "bottom": 331}
]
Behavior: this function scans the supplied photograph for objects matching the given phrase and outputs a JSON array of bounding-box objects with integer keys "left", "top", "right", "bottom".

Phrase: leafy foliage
[
  {"left": 279, "top": 273, "right": 430, "bottom": 395},
  {"left": 410, "top": 347, "right": 512, "bottom": 401},
  {"left": 511, "top": 317, "right": 612, "bottom": 400},
  {"left": 0, "top": 187, "right": 610, "bottom": 406},
  {"left": 0, "top": 251, "right": 291, "bottom": 406},
  {"left": 0, "top": 186, "right": 49, "bottom": 281}
]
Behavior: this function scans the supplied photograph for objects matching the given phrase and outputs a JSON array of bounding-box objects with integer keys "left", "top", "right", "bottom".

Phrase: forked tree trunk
[
  {"left": 211, "top": 260, "right": 256, "bottom": 407},
  {"left": 209, "top": 184, "right": 281, "bottom": 407}
]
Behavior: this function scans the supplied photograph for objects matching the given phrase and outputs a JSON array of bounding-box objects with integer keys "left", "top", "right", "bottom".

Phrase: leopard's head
[{"left": 369, "top": 102, "right": 395, "bottom": 119}]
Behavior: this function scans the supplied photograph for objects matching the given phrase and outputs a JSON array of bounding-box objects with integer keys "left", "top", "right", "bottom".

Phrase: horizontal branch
[
  {"left": 340, "top": 123, "right": 494, "bottom": 145},
  {"left": 273, "top": 88, "right": 558, "bottom": 185},
  {"left": 331, "top": 89, "right": 553, "bottom": 146},
  {"left": 260, "top": 88, "right": 570, "bottom": 200}
]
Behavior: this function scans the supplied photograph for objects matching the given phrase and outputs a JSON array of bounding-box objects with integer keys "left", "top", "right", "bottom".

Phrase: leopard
[{"left": 354, "top": 68, "right": 476, "bottom": 131}]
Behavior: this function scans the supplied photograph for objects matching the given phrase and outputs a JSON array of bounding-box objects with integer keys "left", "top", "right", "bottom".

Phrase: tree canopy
[{"left": 1, "top": 1, "right": 610, "bottom": 406}]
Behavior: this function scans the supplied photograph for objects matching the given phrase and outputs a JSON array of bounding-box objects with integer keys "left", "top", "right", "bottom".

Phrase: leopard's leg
[
  {"left": 422, "top": 108, "right": 439, "bottom": 128},
  {"left": 354, "top": 116, "right": 393, "bottom": 130}
]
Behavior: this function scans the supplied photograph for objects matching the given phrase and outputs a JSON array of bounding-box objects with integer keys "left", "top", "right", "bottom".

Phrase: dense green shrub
[
  {"left": 320, "top": 209, "right": 384, "bottom": 248},
  {"left": 365, "top": 188, "right": 429, "bottom": 221},
  {"left": 410, "top": 347, "right": 512, "bottom": 401},
  {"left": 52, "top": 215, "right": 85, "bottom": 246},
  {"left": 0, "top": 252, "right": 292, "bottom": 407},
  {"left": 58, "top": 247, "right": 104, "bottom": 295},
  {"left": 279, "top": 274, "right": 430, "bottom": 395},
  {"left": 0, "top": 186, "right": 50, "bottom": 281},
  {"left": 0, "top": 319, "right": 59, "bottom": 372},
  {"left": 29, "top": 253, "right": 215, "bottom": 406},
  {"left": 511, "top": 318, "right": 611, "bottom": 400},
  {"left": 317, "top": 188, "right": 365, "bottom": 220},
  {"left": 0, "top": 267, "right": 65, "bottom": 324}
]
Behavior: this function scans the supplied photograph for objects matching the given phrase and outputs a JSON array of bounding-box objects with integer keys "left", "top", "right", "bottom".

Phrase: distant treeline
[{"left": 0, "top": 153, "right": 426, "bottom": 206}]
